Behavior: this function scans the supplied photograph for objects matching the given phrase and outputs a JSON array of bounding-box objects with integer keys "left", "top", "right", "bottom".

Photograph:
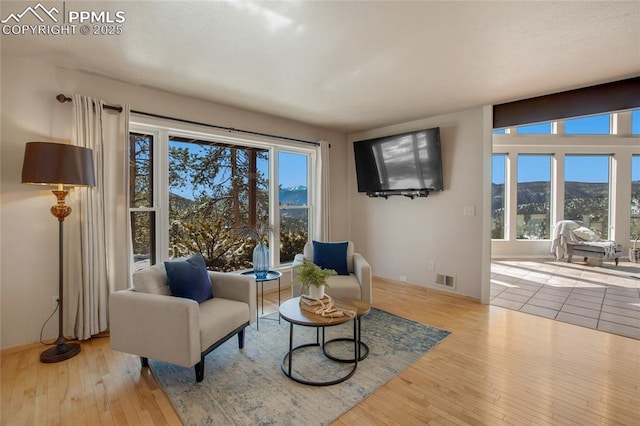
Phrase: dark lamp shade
[{"left": 22, "top": 142, "right": 95, "bottom": 187}]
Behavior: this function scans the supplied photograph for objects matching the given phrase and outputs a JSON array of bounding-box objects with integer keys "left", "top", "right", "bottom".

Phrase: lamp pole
[{"left": 40, "top": 187, "right": 81, "bottom": 363}]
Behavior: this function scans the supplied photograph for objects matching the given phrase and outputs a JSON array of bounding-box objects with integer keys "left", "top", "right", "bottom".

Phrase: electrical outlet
[
  {"left": 427, "top": 261, "right": 435, "bottom": 271},
  {"left": 52, "top": 296, "right": 59, "bottom": 310},
  {"left": 399, "top": 275, "right": 407, "bottom": 282}
]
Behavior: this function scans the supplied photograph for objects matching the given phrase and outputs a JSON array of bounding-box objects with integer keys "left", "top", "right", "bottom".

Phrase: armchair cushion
[
  {"left": 165, "top": 253, "right": 213, "bottom": 303},
  {"left": 132, "top": 263, "right": 171, "bottom": 296},
  {"left": 323, "top": 274, "right": 363, "bottom": 300},
  {"left": 199, "top": 298, "right": 250, "bottom": 347},
  {"left": 312, "top": 240, "right": 349, "bottom": 275}
]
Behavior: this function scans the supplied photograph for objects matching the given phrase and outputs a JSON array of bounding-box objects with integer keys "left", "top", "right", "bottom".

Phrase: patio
[{"left": 491, "top": 259, "right": 640, "bottom": 340}]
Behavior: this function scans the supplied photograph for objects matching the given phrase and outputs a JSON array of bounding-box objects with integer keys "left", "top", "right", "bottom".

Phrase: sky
[
  {"left": 493, "top": 110, "right": 640, "bottom": 184},
  {"left": 255, "top": 151, "right": 308, "bottom": 189},
  {"left": 278, "top": 152, "right": 307, "bottom": 188}
]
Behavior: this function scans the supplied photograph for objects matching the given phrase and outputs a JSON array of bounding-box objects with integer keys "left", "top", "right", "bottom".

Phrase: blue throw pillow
[
  {"left": 312, "top": 241, "right": 349, "bottom": 275},
  {"left": 164, "top": 253, "right": 213, "bottom": 303}
]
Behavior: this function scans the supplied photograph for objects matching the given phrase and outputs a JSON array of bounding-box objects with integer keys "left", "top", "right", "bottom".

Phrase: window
[
  {"left": 167, "top": 136, "right": 270, "bottom": 271},
  {"left": 279, "top": 152, "right": 309, "bottom": 263},
  {"left": 517, "top": 155, "right": 551, "bottom": 239},
  {"left": 492, "top": 154, "right": 506, "bottom": 239},
  {"left": 565, "top": 114, "right": 610, "bottom": 134},
  {"left": 129, "top": 132, "right": 157, "bottom": 270},
  {"left": 516, "top": 122, "right": 552, "bottom": 134},
  {"left": 632, "top": 155, "right": 640, "bottom": 240},
  {"left": 493, "top": 111, "right": 639, "bottom": 247},
  {"left": 129, "top": 123, "right": 316, "bottom": 272},
  {"left": 564, "top": 155, "right": 610, "bottom": 239}
]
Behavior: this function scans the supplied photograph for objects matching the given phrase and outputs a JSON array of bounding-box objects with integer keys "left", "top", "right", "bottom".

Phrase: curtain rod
[{"left": 56, "top": 94, "right": 321, "bottom": 147}]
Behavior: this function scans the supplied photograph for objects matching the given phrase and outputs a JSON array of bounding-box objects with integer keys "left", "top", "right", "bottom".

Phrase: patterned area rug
[{"left": 149, "top": 308, "right": 450, "bottom": 425}]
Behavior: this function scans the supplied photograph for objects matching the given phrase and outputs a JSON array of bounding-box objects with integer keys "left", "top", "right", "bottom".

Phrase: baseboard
[
  {"left": 1, "top": 341, "right": 44, "bottom": 356},
  {"left": 374, "top": 275, "right": 480, "bottom": 303},
  {"left": 491, "top": 254, "right": 557, "bottom": 260}
]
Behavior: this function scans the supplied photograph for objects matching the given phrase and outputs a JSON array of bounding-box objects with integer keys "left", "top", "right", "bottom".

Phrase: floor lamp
[{"left": 22, "top": 141, "right": 95, "bottom": 363}]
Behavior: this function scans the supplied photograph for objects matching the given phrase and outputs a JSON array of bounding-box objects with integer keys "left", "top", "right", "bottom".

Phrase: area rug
[{"left": 149, "top": 308, "right": 450, "bottom": 425}]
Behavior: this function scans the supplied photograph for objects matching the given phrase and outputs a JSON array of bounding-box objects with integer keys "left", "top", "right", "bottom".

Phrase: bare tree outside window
[{"left": 167, "top": 137, "right": 269, "bottom": 271}]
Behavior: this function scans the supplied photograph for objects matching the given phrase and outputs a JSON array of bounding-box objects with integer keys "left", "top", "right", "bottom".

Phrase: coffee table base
[
  {"left": 281, "top": 321, "right": 358, "bottom": 386},
  {"left": 323, "top": 338, "right": 369, "bottom": 362},
  {"left": 322, "top": 304, "right": 370, "bottom": 362}
]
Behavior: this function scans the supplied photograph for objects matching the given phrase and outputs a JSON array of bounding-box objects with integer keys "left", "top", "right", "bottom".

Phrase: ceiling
[{"left": 2, "top": 1, "right": 639, "bottom": 133}]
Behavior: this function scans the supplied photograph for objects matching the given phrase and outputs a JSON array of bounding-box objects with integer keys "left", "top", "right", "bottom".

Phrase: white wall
[
  {"left": 348, "top": 108, "right": 492, "bottom": 300},
  {"left": 0, "top": 58, "right": 348, "bottom": 349}
]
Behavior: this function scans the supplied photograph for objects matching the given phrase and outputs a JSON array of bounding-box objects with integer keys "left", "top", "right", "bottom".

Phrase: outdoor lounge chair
[{"left": 551, "top": 220, "right": 622, "bottom": 266}]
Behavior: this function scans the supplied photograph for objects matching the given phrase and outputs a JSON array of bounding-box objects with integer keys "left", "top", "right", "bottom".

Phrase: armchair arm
[
  {"left": 292, "top": 253, "right": 305, "bottom": 266},
  {"left": 208, "top": 271, "right": 257, "bottom": 324},
  {"left": 291, "top": 253, "right": 306, "bottom": 298},
  {"left": 109, "top": 289, "right": 201, "bottom": 367},
  {"left": 353, "top": 253, "right": 372, "bottom": 304}
]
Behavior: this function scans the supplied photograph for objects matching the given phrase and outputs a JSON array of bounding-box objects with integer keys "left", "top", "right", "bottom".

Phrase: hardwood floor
[{"left": 2, "top": 278, "right": 639, "bottom": 425}]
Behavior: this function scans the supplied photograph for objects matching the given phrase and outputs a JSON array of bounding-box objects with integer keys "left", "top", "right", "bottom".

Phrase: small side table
[{"left": 241, "top": 270, "right": 282, "bottom": 330}]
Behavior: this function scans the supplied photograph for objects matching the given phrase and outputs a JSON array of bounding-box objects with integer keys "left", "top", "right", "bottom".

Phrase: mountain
[
  {"left": 492, "top": 181, "right": 640, "bottom": 212},
  {"left": 279, "top": 186, "right": 307, "bottom": 206},
  {"left": 168, "top": 185, "right": 307, "bottom": 207}
]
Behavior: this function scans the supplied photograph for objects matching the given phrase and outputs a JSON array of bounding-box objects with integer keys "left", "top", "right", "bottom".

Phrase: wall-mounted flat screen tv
[{"left": 353, "top": 127, "right": 443, "bottom": 194}]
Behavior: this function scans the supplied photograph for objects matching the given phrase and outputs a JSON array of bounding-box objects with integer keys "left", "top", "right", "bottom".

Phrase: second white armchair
[{"left": 291, "top": 241, "right": 372, "bottom": 304}]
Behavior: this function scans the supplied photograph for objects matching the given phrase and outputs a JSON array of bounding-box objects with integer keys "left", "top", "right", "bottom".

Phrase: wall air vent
[{"left": 435, "top": 274, "right": 456, "bottom": 290}]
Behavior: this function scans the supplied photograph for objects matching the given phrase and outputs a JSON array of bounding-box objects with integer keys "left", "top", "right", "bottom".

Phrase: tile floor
[{"left": 491, "top": 258, "right": 640, "bottom": 340}]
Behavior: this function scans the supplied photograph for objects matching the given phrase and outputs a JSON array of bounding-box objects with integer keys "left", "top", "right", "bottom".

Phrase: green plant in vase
[{"left": 293, "top": 262, "right": 336, "bottom": 299}]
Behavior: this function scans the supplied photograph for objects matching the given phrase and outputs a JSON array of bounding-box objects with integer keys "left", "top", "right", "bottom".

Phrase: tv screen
[{"left": 353, "top": 127, "right": 443, "bottom": 194}]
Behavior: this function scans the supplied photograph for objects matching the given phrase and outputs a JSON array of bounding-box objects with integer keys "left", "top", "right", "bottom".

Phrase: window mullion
[
  {"left": 271, "top": 148, "right": 280, "bottom": 268},
  {"left": 157, "top": 129, "right": 170, "bottom": 261}
]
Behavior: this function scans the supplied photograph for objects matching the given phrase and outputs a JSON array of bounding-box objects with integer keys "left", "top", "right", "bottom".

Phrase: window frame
[
  {"left": 276, "top": 149, "right": 312, "bottom": 265},
  {"left": 129, "top": 129, "right": 161, "bottom": 269},
  {"left": 492, "top": 109, "right": 638, "bottom": 245},
  {"left": 563, "top": 154, "right": 612, "bottom": 239},
  {"left": 129, "top": 116, "right": 317, "bottom": 270}
]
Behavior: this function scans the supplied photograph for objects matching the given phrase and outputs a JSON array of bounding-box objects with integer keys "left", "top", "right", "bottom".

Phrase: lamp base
[{"left": 40, "top": 342, "right": 81, "bottom": 363}]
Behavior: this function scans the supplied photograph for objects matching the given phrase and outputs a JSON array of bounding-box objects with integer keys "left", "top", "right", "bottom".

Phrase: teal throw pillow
[
  {"left": 312, "top": 241, "right": 349, "bottom": 275},
  {"left": 164, "top": 253, "right": 213, "bottom": 303}
]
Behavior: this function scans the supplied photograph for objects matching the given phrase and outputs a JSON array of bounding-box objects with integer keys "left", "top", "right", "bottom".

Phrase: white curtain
[
  {"left": 65, "top": 94, "right": 132, "bottom": 339},
  {"left": 313, "top": 141, "right": 331, "bottom": 241}
]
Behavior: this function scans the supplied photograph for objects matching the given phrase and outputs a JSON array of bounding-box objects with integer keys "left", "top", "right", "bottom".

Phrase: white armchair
[
  {"left": 291, "top": 241, "right": 372, "bottom": 304},
  {"left": 110, "top": 263, "right": 256, "bottom": 382}
]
